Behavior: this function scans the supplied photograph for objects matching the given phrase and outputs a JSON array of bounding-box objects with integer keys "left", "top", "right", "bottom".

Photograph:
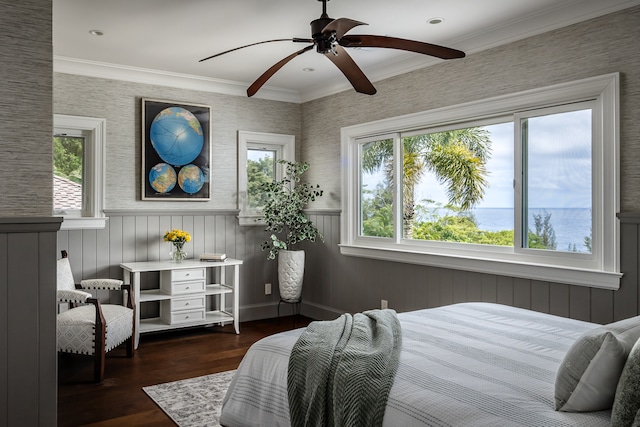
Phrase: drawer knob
[
  {"left": 185, "top": 302, "right": 190, "bottom": 305},
  {"left": 186, "top": 315, "right": 190, "bottom": 319}
]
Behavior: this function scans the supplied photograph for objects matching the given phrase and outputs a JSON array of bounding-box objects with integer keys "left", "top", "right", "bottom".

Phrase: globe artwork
[
  {"left": 149, "top": 107, "right": 204, "bottom": 167},
  {"left": 178, "top": 164, "right": 205, "bottom": 195},
  {"left": 148, "top": 163, "right": 177, "bottom": 194}
]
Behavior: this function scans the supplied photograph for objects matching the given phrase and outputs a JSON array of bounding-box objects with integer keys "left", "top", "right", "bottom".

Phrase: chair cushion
[{"left": 57, "top": 304, "right": 134, "bottom": 355}]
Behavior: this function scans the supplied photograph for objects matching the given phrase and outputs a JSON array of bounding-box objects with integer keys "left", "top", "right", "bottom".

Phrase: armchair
[{"left": 56, "top": 250, "right": 135, "bottom": 382}]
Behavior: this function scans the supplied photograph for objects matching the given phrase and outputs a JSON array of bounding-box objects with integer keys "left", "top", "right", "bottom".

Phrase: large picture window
[{"left": 341, "top": 74, "right": 620, "bottom": 289}]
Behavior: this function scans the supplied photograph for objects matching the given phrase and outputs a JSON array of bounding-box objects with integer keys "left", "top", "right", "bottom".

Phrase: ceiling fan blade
[
  {"left": 247, "top": 44, "right": 315, "bottom": 97},
  {"left": 321, "top": 18, "right": 367, "bottom": 39},
  {"left": 339, "top": 34, "right": 465, "bottom": 59},
  {"left": 199, "top": 38, "right": 314, "bottom": 62},
  {"left": 324, "top": 45, "right": 376, "bottom": 95}
]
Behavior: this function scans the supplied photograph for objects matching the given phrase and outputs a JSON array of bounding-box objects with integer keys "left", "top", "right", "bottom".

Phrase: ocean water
[{"left": 471, "top": 208, "right": 592, "bottom": 252}]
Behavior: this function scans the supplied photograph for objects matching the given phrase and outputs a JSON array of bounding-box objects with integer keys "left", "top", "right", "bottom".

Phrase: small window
[
  {"left": 53, "top": 114, "right": 107, "bottom": 230},
  {"left": 237, "top": 131, "right": 294, "bottom": 226}
]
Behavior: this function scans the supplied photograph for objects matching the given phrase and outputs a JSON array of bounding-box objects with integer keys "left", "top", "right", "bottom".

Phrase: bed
[{"left": 220, "top": 302, "right": 621, "bottom": 426}]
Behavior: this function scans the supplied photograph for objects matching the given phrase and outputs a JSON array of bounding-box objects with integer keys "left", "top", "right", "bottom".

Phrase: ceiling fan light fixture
[{"left": 200, "top": 0, "right": 464, "bottom": 97}]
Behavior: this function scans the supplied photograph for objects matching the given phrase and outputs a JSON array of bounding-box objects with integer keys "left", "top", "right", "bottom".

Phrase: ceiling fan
[{"left": 200, "top": 0, "right": 465, "bottom": 97}]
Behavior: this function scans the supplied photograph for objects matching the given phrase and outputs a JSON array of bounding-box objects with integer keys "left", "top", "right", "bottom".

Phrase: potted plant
[{"left": 260, "top": 160, "right": 323, "bottom": 302}]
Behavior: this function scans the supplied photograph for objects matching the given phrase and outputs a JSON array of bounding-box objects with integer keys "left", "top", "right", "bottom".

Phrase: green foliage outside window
[
  {"left": 53, "top": 136, "right": 83, "bottom": 184},
  {"left": 247, "top": 156, "right": 275, "bottom": 209},
  {"left": 358, "top": 127, "right": 581, "bottom": 250}
]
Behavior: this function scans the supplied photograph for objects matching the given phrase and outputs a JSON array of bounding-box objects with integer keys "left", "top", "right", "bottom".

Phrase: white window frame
[
  {"left": 341, "top": 73, "right": 621, "bottom": 290},
  {"left": 54, "top": 114, "right": 107, "bottom": 230},
  {"left": 237, "top": 131, "right": 295, "bottom": 226}
]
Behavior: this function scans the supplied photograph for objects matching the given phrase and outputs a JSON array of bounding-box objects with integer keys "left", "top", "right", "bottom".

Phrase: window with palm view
[{"left": 342, "top": 74, "right": 619, "bottom": 289}]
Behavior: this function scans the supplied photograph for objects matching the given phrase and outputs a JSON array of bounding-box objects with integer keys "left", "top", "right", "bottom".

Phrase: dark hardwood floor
[{"left": 58, "top": 316, "right": 311, "bottom": 426}]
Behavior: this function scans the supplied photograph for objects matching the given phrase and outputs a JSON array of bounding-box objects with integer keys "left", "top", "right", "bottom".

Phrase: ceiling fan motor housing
[{"left": 311, "top": 16, "right": 335, "bottom": 53}]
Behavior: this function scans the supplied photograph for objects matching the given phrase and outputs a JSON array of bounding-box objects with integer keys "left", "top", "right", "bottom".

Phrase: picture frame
[{"left": 141, "top": 98, "right": 211, "bottom": 200}]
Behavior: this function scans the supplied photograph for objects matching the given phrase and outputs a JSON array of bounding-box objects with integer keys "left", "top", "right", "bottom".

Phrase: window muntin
[{"left": 341, "top": 73, "right": 620, "bottom": 289}]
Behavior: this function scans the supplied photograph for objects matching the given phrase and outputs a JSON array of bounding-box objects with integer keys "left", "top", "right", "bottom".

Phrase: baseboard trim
[
  {"left": 239, "top": 301, "right": 342, "bottom": 322},
  {"left": 300, "top": 301, "right": 343, "bottom": 321}
]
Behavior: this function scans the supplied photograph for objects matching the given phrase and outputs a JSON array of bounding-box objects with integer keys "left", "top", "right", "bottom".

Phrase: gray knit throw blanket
[{"left": 287, "top": 309, "right": 402, "bottom": 427}]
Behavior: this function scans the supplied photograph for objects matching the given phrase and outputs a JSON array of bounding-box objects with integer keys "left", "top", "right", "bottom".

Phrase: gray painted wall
[
  {"left": 0, "top": 1, "right": 53, "bottom": 217},
  {"left": 0, "top": 2, "right": 58, "bottom": 426},
  {"left": 57, "top": 209, "right": 640, "bottom": 326}
]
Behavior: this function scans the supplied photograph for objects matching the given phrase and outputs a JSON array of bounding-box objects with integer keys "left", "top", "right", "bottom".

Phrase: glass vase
[{"left": 171, "top": 243, "right": 187, "bottom": 263}]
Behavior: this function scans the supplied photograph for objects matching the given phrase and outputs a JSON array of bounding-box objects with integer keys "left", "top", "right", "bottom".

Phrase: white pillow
[
  {"left": 555, "top": 315, "right": 640, "bottom": 412},
  {"left": 611, "top": 338, "right": 640, "bottom": 426}
]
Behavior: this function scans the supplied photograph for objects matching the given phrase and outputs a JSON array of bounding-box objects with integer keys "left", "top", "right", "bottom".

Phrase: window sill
[
  {"left": 338, "top": 244, "right": 622, "bottom": 290},
  {"left": 237, "top": 215, "right": 265, "bottom": 227},
  {"left": 58, "top": 216, "right": 108, "bottom": 230}
]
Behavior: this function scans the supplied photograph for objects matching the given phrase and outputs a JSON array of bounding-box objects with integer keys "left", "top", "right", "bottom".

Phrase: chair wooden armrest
[
  {"left": 87, "top": 297, "right": 106, "bottom": 381},
  {"left": 121, "top": 283, "right": 135, "bottom": 310}
]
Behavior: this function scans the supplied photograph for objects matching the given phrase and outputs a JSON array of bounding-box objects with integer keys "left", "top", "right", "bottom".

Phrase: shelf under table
[{"left": 140, "top": 310, "right": 234, "bottom": 333}]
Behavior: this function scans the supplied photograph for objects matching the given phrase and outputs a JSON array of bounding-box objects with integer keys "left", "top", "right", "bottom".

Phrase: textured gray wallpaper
[
  {"left": 302, "top": 6, "right": 640, "bottom": 211},
  {"left": 0, "top": 2, "right": 53, "bottom": 217},
  {"left": 53, "top": 75, "right": 301, "bottom": 210}
]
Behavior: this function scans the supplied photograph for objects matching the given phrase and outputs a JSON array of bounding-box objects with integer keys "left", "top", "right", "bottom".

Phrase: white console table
[{"left": 120, "top": 258, "right": 242, "bottom": 348}]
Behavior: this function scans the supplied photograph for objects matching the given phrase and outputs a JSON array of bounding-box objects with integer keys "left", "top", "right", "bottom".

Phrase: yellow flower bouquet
[{"left": 164, "top": 229, "right": 191, "bottom": 262}]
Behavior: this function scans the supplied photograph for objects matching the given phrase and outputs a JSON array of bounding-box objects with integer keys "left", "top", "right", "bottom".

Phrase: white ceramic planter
[{"left": 278, "top": 249, "right": 305, "bottom": 302}]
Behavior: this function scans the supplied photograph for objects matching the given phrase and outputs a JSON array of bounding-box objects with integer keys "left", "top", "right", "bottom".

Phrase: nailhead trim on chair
[
  {"left": 57, "top": 289, "right": 92, "bottom": 303},
  {"left": 80, "top": 278, "right": 124, "bottom": 290}
]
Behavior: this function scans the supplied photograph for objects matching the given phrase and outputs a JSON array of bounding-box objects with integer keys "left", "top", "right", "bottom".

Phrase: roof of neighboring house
[{"left": 54, "top": 175, "right": 82, "bottom": 210}]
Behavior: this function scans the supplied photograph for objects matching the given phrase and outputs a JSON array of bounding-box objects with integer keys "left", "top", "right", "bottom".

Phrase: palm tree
[{"left": 362, "top": 128, "right": 491, "bottom": 238}]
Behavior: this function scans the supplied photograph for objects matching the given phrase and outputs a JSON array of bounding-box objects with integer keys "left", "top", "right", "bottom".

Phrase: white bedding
[{"left": 220, "top": 302, "right": 612, "bottom": 426}]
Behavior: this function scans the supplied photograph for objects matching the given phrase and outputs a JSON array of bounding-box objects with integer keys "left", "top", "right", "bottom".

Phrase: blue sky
[{"left": 414, "top": 109, "right": 592, "bottom": 209}]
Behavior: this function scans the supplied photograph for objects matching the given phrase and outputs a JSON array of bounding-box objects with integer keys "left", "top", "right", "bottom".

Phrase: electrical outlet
[
  {"left": 265, "top": 283, "right": 272, "bottom": 295},
  {"left": 381, "top": 299, "right": 388, "bottom": 309}
]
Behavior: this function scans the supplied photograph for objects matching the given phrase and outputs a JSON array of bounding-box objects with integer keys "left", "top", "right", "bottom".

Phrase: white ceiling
[{"left": 53, "top": 0, "right": 639, "bottom": 103}]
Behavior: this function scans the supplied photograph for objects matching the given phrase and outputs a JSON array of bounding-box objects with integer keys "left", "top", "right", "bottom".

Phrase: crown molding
[{"left": 53, "top": 56, "right": 302, "bottom": 104}]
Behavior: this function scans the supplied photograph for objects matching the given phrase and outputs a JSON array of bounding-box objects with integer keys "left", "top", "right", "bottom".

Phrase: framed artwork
[{"left": 142, "top": 98, "right": 211, "bottom": 200}]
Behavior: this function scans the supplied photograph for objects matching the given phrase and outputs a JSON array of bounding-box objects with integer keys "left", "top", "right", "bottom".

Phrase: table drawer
[
  {"left": 168, "top": 280, "right": 205, "bottom": 295},
  {"left": 168, "top": 295, "right": 205, "bottom": 311},
  {"left": 162, "top": 308, "right": 205, "bottom": 325},
  {"left": 172, "top": 268, "right": 205, "bottom": 282}
]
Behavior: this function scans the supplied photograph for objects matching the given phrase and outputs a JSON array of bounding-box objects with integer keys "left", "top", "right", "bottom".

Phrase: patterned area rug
[{"left": 143, "top": 369, "right": 236, "bottom": 427}]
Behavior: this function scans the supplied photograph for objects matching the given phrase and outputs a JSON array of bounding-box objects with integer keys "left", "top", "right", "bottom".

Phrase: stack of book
[{"left": 199, "top": 253, "right": 227, "bottom": 262}]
